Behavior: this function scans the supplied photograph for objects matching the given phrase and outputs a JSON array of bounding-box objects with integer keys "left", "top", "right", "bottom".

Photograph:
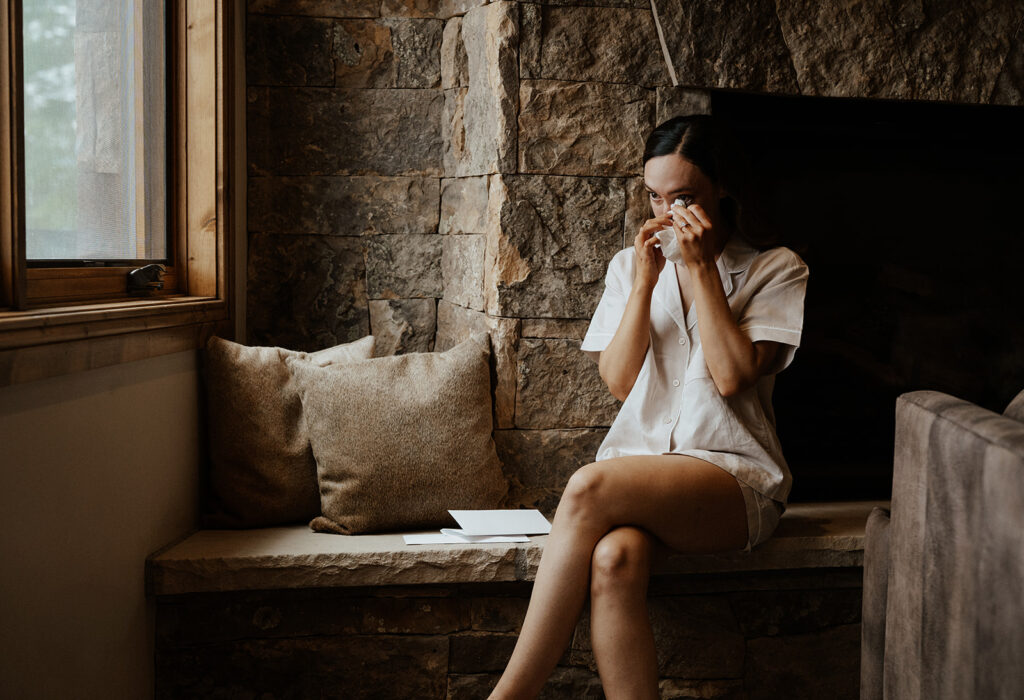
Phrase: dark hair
[{"left": 643, "top": 114, "right": 776, "bottom": 249}]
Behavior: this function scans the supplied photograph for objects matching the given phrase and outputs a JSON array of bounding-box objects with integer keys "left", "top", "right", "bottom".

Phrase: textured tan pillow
[
  {"left": 286, "top": 332, "right": 509, "bottom": 535},
  {"left": 203, "top": 334, "right": 375, "bottom": 527}
]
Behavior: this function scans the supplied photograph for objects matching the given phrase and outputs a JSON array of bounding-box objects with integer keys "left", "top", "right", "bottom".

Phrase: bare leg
[
  {"left": 488, "top": 469, "right": 613, "bottom": 699},
  {"left": 589, "top": 526, "right": 658, "bottom": 700},
  {"left": 488, "top": 455, "right": 748, "bottom": 699}
]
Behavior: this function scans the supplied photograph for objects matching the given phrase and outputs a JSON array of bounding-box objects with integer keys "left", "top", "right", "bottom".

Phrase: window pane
[{"left": 23, "top": 0, "right": 166, "bottom": 262}]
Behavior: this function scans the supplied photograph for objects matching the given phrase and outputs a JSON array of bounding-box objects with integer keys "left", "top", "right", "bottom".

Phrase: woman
[{"left": 488, "top": 114, "right": 809, "bottom": 699}]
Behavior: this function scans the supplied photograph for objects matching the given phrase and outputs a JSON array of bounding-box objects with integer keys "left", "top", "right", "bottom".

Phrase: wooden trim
[
  {"left": 172, "top": 0, "right": 188, "bottom": 295},
  {"left": 21, "top": 0, "right": 182, "bottom": 305},
  {"left": 23, "top": 266, "right": 183, "bottom": 306},
  {"left": 0, "top": 0, "right": 24, "bottom": 310},
  {"left": 185, "top": 0, "right": 220, "bottom": 298},
  {"left": 0, "top": 298, "right": 226, "bottom": 350},
  {"left": 0, "top": 295, "right": 222, "bottom": 330},
  {"left": 0, "top": 318, "right": 230, "bottom": 385},
  {"left": 24, "top": 266, "right": 181, "bottom": 305},
  {"left": 218, "top": 0, "right": 234, "bottom": 308},
  {"left": 0, "top": 0, "right": 236, "bottom": 385}
]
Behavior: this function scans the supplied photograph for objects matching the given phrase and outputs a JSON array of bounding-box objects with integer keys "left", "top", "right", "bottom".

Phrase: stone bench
[
  {"left": 148, "top": 499, "right": 887, "bottom": 699},
  {"left": 148, "top": 500, "right": 883, "bottom": 594}
]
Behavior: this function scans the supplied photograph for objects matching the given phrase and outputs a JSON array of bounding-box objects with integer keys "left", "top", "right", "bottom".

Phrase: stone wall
[
  {"left": 246, "top": 1, "right": 446, "bottom": 355},
  {"left": 246, "top": 0, "right": 1024, "bottom": 513},
  {"left": 246, "top": 0, "right": 701, "bottom": 514},
  {"left": 156, "top": 568, "right": 863, "bottom": 699},
  {"left": 651, "top": 0, "right": 1024, "bottom": 105},
  {"left": 440, "top": 0, "right": 690, "bottom": 508}
]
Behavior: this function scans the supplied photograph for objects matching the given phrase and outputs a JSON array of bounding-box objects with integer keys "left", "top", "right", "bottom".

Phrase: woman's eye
[{"left": 648, "top": 192, "right": 660, "bottom": 200}]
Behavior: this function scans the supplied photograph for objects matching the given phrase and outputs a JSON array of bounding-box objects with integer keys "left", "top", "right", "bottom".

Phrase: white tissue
[{"left": 654, "top": 198, "right": 687, "bottom": 265}]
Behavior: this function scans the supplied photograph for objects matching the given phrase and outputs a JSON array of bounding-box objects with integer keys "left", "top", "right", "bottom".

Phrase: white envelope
[
  {"left": 440, "top": 528, "right": 529, "bottom": 543},
  {"left": 402, "top": 532, "right": 529, "bottom": 545},
  {"left": 448, "top": 509, "right": 552, "bottom": 536}
]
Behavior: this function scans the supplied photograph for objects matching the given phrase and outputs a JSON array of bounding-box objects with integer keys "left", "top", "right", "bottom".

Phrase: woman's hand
[
  {"left": 632, "top": 214, "right": 672, "bottom": 291},
  {"left": 669, "top": 201, "right": 717, "bottom": 269}
]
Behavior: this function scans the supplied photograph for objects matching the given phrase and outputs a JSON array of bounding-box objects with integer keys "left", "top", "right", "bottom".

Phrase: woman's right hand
[{"left": 632, "top": 213, "right": 673, "bottom": 292}]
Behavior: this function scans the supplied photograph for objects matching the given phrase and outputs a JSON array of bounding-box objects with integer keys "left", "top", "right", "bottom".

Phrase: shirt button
[
  {"left": 672, "top": 379, "right": 680, "bottom": 387},
  {"left": 678, "top": 337, "right": 686, "bottom": 345},
  {"left": 663, "top": 416, "right": 672, "bottom": 424}
]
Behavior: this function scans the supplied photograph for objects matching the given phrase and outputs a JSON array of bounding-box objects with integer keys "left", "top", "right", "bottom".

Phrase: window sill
[{"left": 0, "top": 295, "right": 232, "bottom": 386}]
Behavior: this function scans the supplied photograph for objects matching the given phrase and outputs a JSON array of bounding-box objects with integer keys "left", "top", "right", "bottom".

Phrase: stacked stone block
[
  {"left": 649, "top": 0, "right": 1024, "bottom": 104},
  {"left": 246, "top": 2, "right": 445, "bottom": 355},
  {"left": 155, "top": 569, "right": 863, "bottom": 699}
]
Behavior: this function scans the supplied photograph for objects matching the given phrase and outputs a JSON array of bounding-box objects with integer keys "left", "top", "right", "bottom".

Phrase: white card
[
  {"left": 402, "top": 532, "right": 530, "bottom": 545},
  {"left": 404, "top": 533, "right": 460, "bottom": 545},
  {"left": 448, "top": 509, "right": 552, "bottom": 536},
  {"left": 440, "top": 528, "right": 529, "bottom": 543}
]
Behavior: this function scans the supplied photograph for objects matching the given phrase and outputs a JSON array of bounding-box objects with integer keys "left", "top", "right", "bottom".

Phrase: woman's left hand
[{"left": 670, "top": 201, "right": 717, "bottom": 269}]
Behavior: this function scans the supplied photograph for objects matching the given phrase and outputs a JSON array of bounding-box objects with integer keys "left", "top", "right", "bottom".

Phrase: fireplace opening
[{"left": 710, "top": 90, "right": 1024, "bottom": 501}]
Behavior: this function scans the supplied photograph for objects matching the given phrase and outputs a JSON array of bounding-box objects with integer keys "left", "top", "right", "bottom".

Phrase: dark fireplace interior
[{"left": 712, "top": 91, "right": 1024, "bottom": 501}]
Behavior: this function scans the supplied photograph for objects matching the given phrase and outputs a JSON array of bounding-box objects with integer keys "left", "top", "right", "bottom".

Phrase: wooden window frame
[{"left": 0, "top": 0, "right": 235, "bottom": 385}]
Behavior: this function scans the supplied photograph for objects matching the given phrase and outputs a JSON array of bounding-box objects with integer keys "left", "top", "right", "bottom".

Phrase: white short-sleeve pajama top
[{"left": 580, "top": 235, "right": 809, "bottom": 504}]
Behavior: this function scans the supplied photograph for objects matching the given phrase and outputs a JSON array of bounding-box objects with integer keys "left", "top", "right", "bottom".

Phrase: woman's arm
[
  {"left": 597, "top": 280, "right": 655, "bottom": 402},
  {"left": 668, "top": 201, "right": 780, "bottom": 397},
  {"left": 688, "top": 261, "right": 780, "bottom": 397},
  {"left": 598, "top": 211, "right": 676, "bottom": 402}
]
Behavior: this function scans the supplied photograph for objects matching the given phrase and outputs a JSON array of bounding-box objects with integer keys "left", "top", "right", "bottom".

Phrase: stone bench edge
[{"left": 147, "top": 499, "right": 890, "bottom": 596}]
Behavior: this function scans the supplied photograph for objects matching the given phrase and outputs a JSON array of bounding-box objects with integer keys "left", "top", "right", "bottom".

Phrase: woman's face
[{"left": 643, "top": 153, "right": 724, "bottom": 225}]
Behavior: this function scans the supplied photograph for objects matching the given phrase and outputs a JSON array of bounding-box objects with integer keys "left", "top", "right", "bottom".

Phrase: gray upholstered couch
[{"left": 860, "top": 389, "right": 1024, "bottom": 700}]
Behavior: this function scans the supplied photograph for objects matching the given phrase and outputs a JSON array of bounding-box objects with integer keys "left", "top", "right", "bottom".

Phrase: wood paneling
[
  {"left": 185, "top": 0, "right": 220, "bottom": 298},
  {"left": 24, "top": 266, "right": 181, "bottom": 305},
  {"left": 0, "top": 318, "right": 229, "bottom": 385}
]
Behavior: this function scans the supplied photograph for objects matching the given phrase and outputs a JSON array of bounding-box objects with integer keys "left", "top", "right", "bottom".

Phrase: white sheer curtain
[{"left": 24, "top": 0, "right": 165, "bottom": 261}]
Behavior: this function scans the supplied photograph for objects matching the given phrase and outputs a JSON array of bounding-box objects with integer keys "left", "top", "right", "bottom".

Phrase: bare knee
[
  {"left": 590, "top": 527, "right": 652, "bottom": 597},
  {"left": 558, "top": 462, "right": 607, "bottom": 523}
]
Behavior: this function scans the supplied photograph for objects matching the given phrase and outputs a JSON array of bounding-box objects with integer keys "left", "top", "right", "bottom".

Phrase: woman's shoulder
[
  {"left": 748, "top": 244, "right": 808, "bottom": 277},
  {"left": 605, "top": 246, "right": 636, "bottom": 283},
  {"left": 610, "top": 246, "right": 636, "bottom": 266}
]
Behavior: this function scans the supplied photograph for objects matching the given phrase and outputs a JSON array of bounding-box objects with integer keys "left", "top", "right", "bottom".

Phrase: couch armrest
[
  {"left": 860, "top": 505, "right": 890, "bottom": 700},
  {"left": 898, "top": 390, "right": 1024, "bottom": 455},
  {"left": 885, "top": 390, "right": 1024, "bottom": 700}
]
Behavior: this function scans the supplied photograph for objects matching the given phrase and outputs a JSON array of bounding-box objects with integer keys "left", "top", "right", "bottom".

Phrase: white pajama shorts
[{"left": 737, "top": 480, "right": 785, "bottom": 552}]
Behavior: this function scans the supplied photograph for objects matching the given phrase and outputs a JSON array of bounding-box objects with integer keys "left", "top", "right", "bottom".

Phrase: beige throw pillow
[
  {"left": 203, "top": 334, "right": 375, "bottom": 527},
  {"left": 286, "top": 332, "right": 509, "bottom": 535}
]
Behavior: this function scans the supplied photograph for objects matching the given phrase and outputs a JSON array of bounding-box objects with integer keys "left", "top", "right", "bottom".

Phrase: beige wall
[
  {"left": 0, "top": 2, "right": 246, "bottom": 695},
  {"left": 3, "top": 2, "right": 243, "bottom": 696},
  {"left": 0, "top": 350, "right": 202, "bottom": 699}
]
